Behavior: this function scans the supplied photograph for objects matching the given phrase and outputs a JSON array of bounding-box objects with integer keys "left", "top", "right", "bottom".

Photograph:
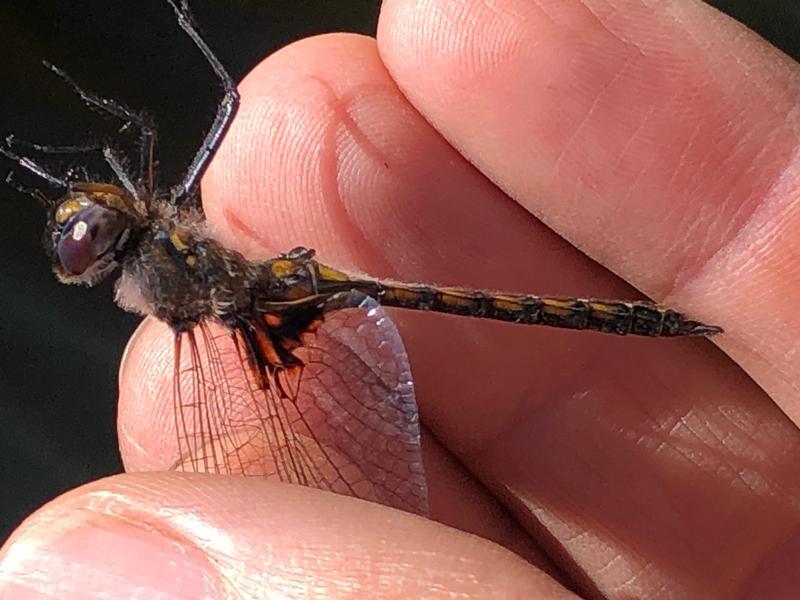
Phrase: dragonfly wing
[
  {"left": 172, "top": 296, "right": 428, "bottom": 516},
  {"left": 293, "top": 294, "right": 427, "bottom": 515}
]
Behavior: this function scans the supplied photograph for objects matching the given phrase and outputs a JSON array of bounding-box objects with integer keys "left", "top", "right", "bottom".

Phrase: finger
[
  {"left": 118, "top": 34, "right": 548, "bottom": 567},
  {"left": 377, "top": 0, "right": 800, "bottom": 421},
  {"left": 0, "top": 473, "right": 572, "bottom": 598},
  {"left": 376, "top": 0, "right": 800, "bottom": 595}
]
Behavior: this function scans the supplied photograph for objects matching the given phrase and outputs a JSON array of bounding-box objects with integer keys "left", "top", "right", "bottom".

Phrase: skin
[{"left": 3, "top": 0, "right": 800, "bottom": 597}]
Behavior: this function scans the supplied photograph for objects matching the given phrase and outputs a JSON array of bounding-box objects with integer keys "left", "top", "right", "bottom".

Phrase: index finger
[{"left": 378, "top": 0, "right": 800, "bottom": 422}]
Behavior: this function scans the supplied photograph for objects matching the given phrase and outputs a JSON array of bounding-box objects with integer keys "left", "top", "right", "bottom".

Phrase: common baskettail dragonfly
[{"left": 0, "top": 0, "right": 722, "bottom": 517}]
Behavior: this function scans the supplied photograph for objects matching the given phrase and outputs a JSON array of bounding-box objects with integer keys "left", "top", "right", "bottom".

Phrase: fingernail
[{"left": 0, "top": 509, "right": 222, "bottom": 598}]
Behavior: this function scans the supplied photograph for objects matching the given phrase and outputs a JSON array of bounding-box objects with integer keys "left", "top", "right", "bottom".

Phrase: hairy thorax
[{"left": 114, "top": 219, "right": 259, "bottom": 330}]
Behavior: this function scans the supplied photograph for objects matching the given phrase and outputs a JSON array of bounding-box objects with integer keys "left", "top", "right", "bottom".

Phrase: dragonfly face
[{"left": 47, "top": 183, "right": 141, "bottom": 286}]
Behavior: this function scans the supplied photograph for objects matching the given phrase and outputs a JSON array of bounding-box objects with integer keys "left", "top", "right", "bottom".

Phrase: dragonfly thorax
[{"left": 115, "top": 220, "right": 262, "bottom": 331}]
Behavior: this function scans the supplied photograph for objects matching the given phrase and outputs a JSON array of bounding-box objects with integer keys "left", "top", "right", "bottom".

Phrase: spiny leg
[
  {"left": 165, "top": 0, "right": 240, "bottom": 205},
  {"left": 4, "top": 172, "right": 51, "bottom": 206},
  {"left": 6, "top": 135, "right": 141, "bottom": 201},
  {"left": 42, "top": 61, "right": 156, "bottom": 195},
  {"left": 6, "top": 135, "right": 99, "bottom": 181},
  {"left": 6, "top": 134, "right": 102, "bottom": 155},
  {"left": 102, "top": 147, "right": 140, "bottom": 201},
  {"left": 0, "top": 143, "right": 69, "bottom": 190}
]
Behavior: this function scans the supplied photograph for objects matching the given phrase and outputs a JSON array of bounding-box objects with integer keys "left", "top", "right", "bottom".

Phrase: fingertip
[{"left": 118, "top": 318, "right": 178, "bottom": 471}]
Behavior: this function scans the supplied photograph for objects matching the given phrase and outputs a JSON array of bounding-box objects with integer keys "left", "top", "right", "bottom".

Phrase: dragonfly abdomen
[{"left": 373, "top": 283, "right": 721, "bottom": 337}]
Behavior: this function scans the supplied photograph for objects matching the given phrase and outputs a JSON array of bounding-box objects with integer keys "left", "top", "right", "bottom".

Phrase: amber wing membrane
[{"left": 172, "top": 297, "right": 428, "bottom": 516}]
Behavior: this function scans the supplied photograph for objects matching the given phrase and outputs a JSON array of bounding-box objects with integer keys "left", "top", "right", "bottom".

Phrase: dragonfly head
[{"left": 48, "top": 182, "right": 142, "bottom": 286}]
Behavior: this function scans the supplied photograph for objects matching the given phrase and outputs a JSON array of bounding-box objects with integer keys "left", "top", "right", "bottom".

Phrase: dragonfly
[{"left": 0, "top": 1, "right": 722, "bottom": 518}]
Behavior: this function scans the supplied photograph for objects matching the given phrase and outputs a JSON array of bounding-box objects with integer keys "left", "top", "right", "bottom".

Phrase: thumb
[{"left": 0, "top": 472, "right": 566, "bottom": 598}]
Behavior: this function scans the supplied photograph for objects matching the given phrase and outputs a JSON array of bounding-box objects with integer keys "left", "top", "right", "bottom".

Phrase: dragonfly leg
[
  {"left": 280, "top": 247, "right": 316, "bottom": 261},
  {"left": 165, "top": 0, "right": 239, "bottom": 205},
  {"left": 5, "top": 135, "right": 140, "bottom": 200},
  {"left": 0, "top": 142, "right": 68, "bottom": 190},
  {"left": 6, "top": 134, "right": 102, "bottom": 155},
  {"left": 42, "top": 62, "right": 156, "bottom": 194}
]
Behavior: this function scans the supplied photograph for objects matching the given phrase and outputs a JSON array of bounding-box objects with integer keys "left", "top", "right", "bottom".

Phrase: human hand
[{"left": 3, "top": 1, "right": 800, "bottom": 597}]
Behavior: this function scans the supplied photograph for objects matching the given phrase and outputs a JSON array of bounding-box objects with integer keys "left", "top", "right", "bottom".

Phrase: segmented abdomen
[{"left": 374, "top": 283, "right": 721, "bottom": 337}]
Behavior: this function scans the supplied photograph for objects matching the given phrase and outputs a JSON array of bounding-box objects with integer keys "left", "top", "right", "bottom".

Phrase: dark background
[{"left": 0, "top": 0, "right": 797, "bottom": 542}]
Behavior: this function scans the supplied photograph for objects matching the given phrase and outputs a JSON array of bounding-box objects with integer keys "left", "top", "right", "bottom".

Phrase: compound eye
[{"left": 57, "top": 204, "right": 127, "bottom": 275}]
